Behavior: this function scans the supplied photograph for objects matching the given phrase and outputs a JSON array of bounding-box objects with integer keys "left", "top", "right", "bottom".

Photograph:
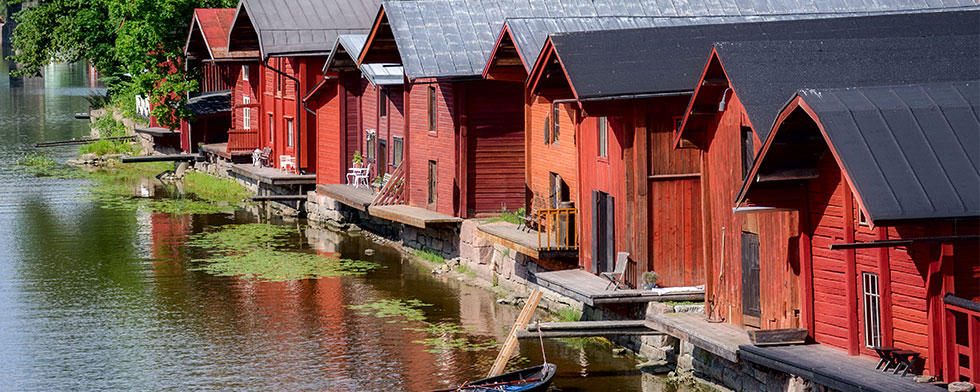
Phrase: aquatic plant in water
[
  {"left": 348, "top": 298, "right": 500, "bottom": 353},
  {"left": 188, "top": 224, "right": 381, "bottom": 282}
]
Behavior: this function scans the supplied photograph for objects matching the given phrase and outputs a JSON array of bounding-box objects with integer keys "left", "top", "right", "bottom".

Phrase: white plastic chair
[{"left": 353, "top": 163, "right": 371, "bottom": 188}]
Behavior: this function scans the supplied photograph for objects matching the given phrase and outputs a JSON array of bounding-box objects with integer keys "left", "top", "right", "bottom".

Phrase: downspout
[{"left": 263, "top": 58, "right": 304, "bottom": 172}]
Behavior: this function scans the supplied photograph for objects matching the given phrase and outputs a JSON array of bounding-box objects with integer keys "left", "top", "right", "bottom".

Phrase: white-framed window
[
  {"left": 858, "top": 208, "right": 869, "bottom": 227},
  {"left": 286, "top": 119, "right": 294, "bottom": 148},
  {"left": 392, "top": 137, "right": 403, "bottom": 168},
  {"left": 242, "top": 96, "right": 251, "bottom": 130},
  {"left": 242, "top": 65, "right": 249, "bottom": 81},
  {"left": 598, "top": 116, "right": 608, "bottom": 158},
  {"left": 862, "top": 272, "right": 882, "bottom": 348},
  {"left": 366, "top": 132, "right": 376, "bottom": 161}
]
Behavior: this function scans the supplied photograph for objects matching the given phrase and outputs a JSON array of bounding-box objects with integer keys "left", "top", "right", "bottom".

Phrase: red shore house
[
  {"left": 677, "top": 17, "right": 977, "bottom": 379},
  {"left": 182, "top": 8, "right": 258, "bottom": 154},
  {"left": 306, "top": 35, "right": 404, "bottom": 188},
  {"left": 224, "top": 0, "right": 379, "bottom": 173},
  {"left": 357, "top": 1, "right": 534, "bottom": 222}
]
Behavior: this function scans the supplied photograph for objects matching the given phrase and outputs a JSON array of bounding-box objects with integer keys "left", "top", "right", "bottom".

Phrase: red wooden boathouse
[
  {"left": 225, "top": 0, "right": 380, "bottom": 173},
  {"left": 677, "top": 24, "right": 978, "bottom": 380},
  {"left": 306, "top": 35, "right": 405, "bottom": 187}
]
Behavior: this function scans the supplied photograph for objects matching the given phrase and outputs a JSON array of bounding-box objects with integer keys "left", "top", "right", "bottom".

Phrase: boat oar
[{"left": 430, "top": 378, "right": 543, "bottom": 392}]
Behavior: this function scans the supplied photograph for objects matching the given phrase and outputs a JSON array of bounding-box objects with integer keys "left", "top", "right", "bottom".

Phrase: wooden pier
[
  {"left": 535, "top": 269, "right": 705, "bottom": 306},
  {"left": 34, "top": 136, "right": 135, "bottom": 148},
  {"left": 517, "top": 320, "right": 663, "bottom": 339},
  {"left": 120, "top": 154, "right": 201, "bottom": 163}
]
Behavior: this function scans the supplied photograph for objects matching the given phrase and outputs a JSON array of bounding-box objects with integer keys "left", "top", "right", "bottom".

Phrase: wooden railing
[
  {"left": 944, "top": 294, "right": 980, "bottom": 384},
  {"left": 537, "top": 208, "right": 577, "bottom": 251},
  {"left": 371, "top": 164, "right": 407, "bottom": 206},
  {"left": 227, "top": 129, "right": 260, "bottom": 153}
]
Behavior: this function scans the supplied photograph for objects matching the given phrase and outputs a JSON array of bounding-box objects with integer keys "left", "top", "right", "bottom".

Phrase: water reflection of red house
[{"left": 150, "top": 213, "right": 192, "bottom": 263}]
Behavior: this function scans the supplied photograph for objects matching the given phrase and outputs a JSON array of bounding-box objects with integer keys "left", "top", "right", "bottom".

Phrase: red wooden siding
[
  {"left": 201, "top": 62, "right": 236, "bottom": 92},
  {"left": 527, "top": 94, "right": 577, "bottom": 214},
  {"left": 314, "top": 80, "right": 342, "bottom": 185},
  {"left": 644, "top": 98, "right": 703, "bottom": 288},
  {"left": 257, "top": 56, "right": 324, "bottom": 172},
  {"left": 465, "top": 81, "right": 525, "bottom": 215},
  {"left": 405, "top": 81, "right": 457, "bottom": 216},
  {"left": 578, "top": 114, "right": 628, "bottom": 274},
  {"left": 700, "top": 94, "right": 801, "bottom": 329}
]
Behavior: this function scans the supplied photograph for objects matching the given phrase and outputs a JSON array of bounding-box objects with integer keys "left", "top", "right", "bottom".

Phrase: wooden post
[
  {"left": 842, "top": 184, "right": 859, "bottom": 355},
  {"left": 488, "top": 289, "right": 543, "bottom": 377}
]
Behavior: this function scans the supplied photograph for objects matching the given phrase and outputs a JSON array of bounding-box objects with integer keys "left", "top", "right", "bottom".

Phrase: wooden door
[
  {"left": 378, "top": 140, "right": 388, "bottom": 176},
  {"left": 592, "top": 191, "right": 615, "bottom": 274},
  {"left": 741, "top": 232, "right": 761, "bottom": 327}
]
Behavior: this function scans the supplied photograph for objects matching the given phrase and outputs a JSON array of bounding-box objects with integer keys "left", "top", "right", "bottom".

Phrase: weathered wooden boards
[
  {"left": 645, "top": 312, "right": 749, "bottom": 362},
  {"left": 535, "top": 269, "right": 705, "bottom": 306},
  {"left": 35, "top": 136, "right": 135, "bottom": 148},
  {"left": 517, "top": 320, "right": 663, "bottom": 339},
  {"left": 489, "top": 290, "right": 542, "bottom": 378}
]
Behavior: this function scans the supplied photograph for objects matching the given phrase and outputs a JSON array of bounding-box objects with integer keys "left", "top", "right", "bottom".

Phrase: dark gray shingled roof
[
  {"left": 188, "top": 90, "right": 232, "bottom": 117},
  {"left": 716, "top": 33, "right": 980, "bottom": 142},
  {"left": 377, "top": 0, "right": 978, "bottom": 79},
  {"left": 792, "top": 82, "right": 978, "bottom": 222},
  {"left": 325, "top": 35, "right": 404, "bottom": 86},
  {"left": 547, "top": 10, "right": 979, "bottom": 104},
  {"left": 229, "top": 0, "right": 381, "bottom": 58}
]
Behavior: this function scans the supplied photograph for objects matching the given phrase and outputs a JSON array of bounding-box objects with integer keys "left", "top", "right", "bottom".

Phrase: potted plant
[
  {"left": 641, "top": 271, "right": 659, "bottom": 290},
  {"left": 352, "top": 150, "right": 363, "bottom": 169},
  {"left": 372, "top": 175, "right": 383, "bottom": 191}
]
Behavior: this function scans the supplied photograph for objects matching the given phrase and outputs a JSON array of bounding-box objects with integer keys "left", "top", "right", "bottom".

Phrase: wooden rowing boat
[{"left": 438, "top": 363, "right": 557, "bottom": 392}]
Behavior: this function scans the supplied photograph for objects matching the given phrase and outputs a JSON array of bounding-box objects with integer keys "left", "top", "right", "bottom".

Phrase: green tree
[{"left": 7, "top": 0, "right": 237, "bottom": 129}]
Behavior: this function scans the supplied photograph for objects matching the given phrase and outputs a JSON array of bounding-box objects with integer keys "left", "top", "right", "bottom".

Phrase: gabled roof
[
  {"left": 325, "top": 35, "right": 403, "bottom": 87},
  {"left": 185, "top": 9, "right": 259, "bottom": 61},
  {"left": 227, "top": 0, "right": 381, "bottom": 59},
  {"left": 741, "top": 81, "right": 980, "bottom": 223},
  {"left": 701, "top": 32, "right": 978, "bottom": 144},
  {"left": 532, "top": 10, "right": 979, "bottom": 101},
  {"left": 363, "top": 0, "right": 978, "bottom": 80}
]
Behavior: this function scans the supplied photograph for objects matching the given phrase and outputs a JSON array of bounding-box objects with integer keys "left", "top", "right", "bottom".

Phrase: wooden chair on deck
[{"left": 601, "top": 252, "right": 630, "bottom": 290}]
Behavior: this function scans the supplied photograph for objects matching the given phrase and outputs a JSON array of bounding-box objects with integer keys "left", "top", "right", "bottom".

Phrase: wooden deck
[
  {"left": 535, "top": 268, "right": 705, "bottom": 306},
  {"left": 229, "top": 163, "right": 316, "bottom": 185},
  {"left": 477, "top": 223, "right": 578, "bottom": 260},
  {"left": 317, "top": 184, "right": 375, "bottom": 211},
  {"left": 200, "top": 143, "right": 251, "bottom": 160},
  {"left": 135, "top": 126, "right": 179, "bottom": 138},
  {"left": 368, "top": 205, "right": 462, "bottom": 228},
  {"left": 645, "top": 312, "right": 749, "bottom": 362},
  {"left": 739, "top": 344, "right": 945, "bottom": 392},
  {"left": 120, "top": 154, "right": 201, "bottom": 163},
  {"left": 516, "top": 320, "right": 663, "bottom": 339}
]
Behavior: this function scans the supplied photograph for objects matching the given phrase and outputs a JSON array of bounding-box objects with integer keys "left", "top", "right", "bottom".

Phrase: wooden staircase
[{"left": 371, "top": 164, "right": 407, "bottom": 206}]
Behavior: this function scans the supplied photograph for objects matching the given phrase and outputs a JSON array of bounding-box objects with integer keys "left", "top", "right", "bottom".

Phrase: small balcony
[
  {"left": 227, "top": 129, "right": 260, "bottom": 153},
  {"left": 477, "top": 208, "right": 578, "bottom": 260}
]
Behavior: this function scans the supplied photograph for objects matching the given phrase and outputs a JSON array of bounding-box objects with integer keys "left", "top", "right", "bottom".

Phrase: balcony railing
[
  {"left": 227, "top": 129, "right": 260, "bottom": 153},
  {"left": 537, "top": 208, "right": 577, "bottom": 251},
  {"left": 371, "top": 164, "right": 407, "bottom": 207}
]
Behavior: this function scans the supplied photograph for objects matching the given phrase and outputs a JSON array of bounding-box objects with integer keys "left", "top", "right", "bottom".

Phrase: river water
[{"left": 0, "top": 63, "right": 672, "bottom": 391}]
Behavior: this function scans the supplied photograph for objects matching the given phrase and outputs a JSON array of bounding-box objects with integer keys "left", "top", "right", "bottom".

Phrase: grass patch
[
  {"left": 184, "top": 171, "right": 249, "bottom": 205},
  {"left": 92, "top": 114, "right": 129, "bottom": 138},
  {"left": 486, "top": 207, "right": 526, "bottom": 225},
  {"left": 349, "top": 298, "right": 499, "bottom": 353},
  {"left": 555, "top": 307, "right": 581, "bottom": 322},
  {"left": 456, "top": 264, "right": 477, "bottom": 279},
  {"left": 414, "top": 248, "right": 445, "bottom": 264},
  {"left": 79, "top": 139, "right": 139, "bottom": 156},
  {"left": 17, "top": 152, "right": 56, "bottom": 167},
  {"left": 188, "top": 223, "right": 382, "bottom": 281}
]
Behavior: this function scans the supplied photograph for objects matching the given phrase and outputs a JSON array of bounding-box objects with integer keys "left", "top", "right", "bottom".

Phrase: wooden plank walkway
[
  {"left": 477, "top": 223, "right": 578, "bottom": 260},
  {"left": 368, "top": 204, "right": 462, "bottom": 228},
  {"left": 739, "top": 344, "right": 945, "bottom": 392},
  {"left": 229, "top": 163, "right": 315, "bottom": 185},
  {"left": 517, "top": 320, "right": 663, "bottom": 339},
  {"left": 199, "top": 143, "right": 252, "bottom": 160},
  {"left": 535, "top": 269, "right": 705, "bottom": 306},
  {"left": 135, "top": 126, "right": 179, "bottom": 137},
  {"left": 35, "top": 135, "right": 135, "bottom": 147},
  {"left": 317, "top": 184, "right": 375, "bottom": 211},
  {"left": 645, "top": 312, "right": 748, "bottom": 362}
]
